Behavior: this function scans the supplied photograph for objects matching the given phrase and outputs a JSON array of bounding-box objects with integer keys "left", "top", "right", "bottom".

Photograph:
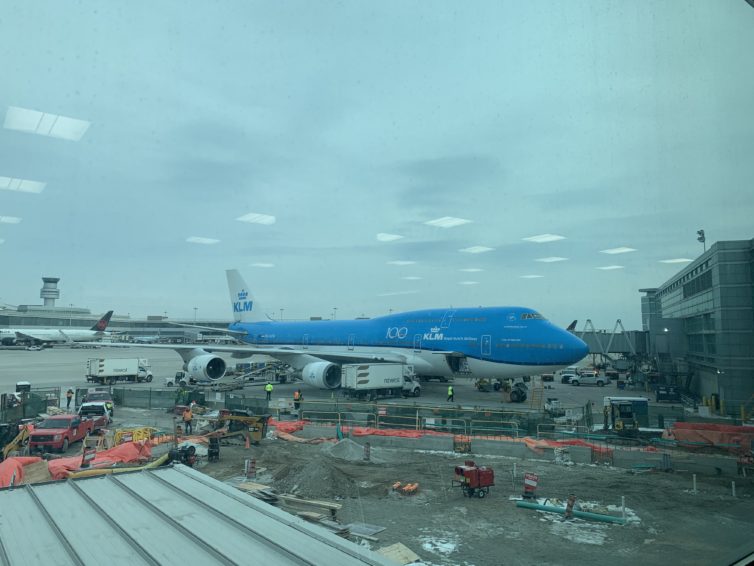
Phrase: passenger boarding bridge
[{"left": 573, "top": 319, "right": 648, "bottom": 358}]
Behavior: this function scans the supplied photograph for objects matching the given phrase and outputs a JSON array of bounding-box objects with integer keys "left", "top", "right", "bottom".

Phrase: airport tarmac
[{"left": 0, "top": 345, "right": 653, "bottom": 415}]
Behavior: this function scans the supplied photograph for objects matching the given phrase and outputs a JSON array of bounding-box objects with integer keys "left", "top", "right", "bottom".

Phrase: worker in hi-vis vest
[
  {"left": 265, "top": 381, "right": 273, "bottom": 401},
  {"left": 447, "top": 385, "right": 454, "bottom": 402}
]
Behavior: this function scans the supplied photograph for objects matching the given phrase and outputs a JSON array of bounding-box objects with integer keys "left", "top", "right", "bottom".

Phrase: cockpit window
[{"left": 521, "top": 312, "right": 546, "bottom": 320}]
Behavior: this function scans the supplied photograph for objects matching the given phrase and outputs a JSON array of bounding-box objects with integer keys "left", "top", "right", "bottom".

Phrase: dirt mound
[{"left": 273, "top": 456, "right": 355, "bottom": 498}]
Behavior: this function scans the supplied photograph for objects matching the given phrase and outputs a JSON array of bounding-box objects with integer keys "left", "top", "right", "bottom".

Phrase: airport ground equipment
[
  {"left": 603, "top": 396, "right": 649, "bottom": 435},
  {"left": 85, "top": 358, "right": 153, "bottom": 385},
  {"left": 0, "top": 421, "right": 31, "bottom": 461},
  {"left": 340, "top": 363, "right": 421, "bottom": 400},
  {"left": 655, "top": 385, "right": 682, "bottom": 403},
  {"left": 452, "top": 460, "right": 495, "bottom": 498},
  {"left": 205, "top": 411, "right": 270, "bottom": 444}
]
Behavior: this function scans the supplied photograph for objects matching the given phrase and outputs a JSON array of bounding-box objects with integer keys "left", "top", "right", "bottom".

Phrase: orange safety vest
[{"left": 183, "top": 409, "right": 193, "bottom": 422}]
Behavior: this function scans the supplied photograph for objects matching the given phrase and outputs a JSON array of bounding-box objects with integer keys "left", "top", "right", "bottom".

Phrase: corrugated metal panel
[{"left": 0, "top": 465, "right": 393, "bottom": 566}]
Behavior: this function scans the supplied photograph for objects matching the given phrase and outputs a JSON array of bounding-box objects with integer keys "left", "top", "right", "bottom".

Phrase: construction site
[{"left": 2, "top": 380, "right": 753, "bottom": 566}]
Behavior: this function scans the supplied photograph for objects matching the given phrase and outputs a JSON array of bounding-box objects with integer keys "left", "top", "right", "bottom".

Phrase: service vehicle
[
  {"left": 540, "top": 372, "right": 555, "bottom": 382},
  {"left": 165, "top": 371, "right": 189, "bottom": 387},
  {"left": 81, "top": 389, "right": 115, "bottom": 416},
  {"left": 85, "top": 358, "right": 153, "bottom": 385},
  {"left": 560, "top": 371, "right": 577, "bottom": 384},
  {"left": 570, "top": 372, "right": 608, "bottom": 387},
  {"left": 340, "top": 363, "right": 420, "bottom": 400},
  {"left": 28, "top": 414, "right": 107, "bottom": 453},
  {"left": 78, "top": 401, "right": 113, "bottom": 424}
]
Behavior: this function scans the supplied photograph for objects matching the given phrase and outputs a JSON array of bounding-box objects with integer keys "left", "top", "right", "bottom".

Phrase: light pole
[
  {"left": 193, "top": 307, "right": 197, "bottom": 323},
  {"left": 69, "top": 304, "right": 73, "bottom": 327},
  {"left": 333, "top": 307, "right": 338, "bottom": 320},
  {"left": 280, "top": 308, "right": 284, "bottom": 321}
]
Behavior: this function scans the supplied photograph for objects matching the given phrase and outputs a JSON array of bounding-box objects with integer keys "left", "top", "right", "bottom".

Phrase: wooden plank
[
  {"left": 237, "top": 481, "right": 272, "bottom": 492},
  {"left": 276, "top": 493, "right": 342, "bottom": 510},
  {"left": 377, "top": 543, "right": 420, "bottom": 565}
]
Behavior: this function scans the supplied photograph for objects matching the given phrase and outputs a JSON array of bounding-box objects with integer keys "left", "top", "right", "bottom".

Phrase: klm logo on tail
[{"left": 234, "top": 289, "right": 253, "bottom": 313}]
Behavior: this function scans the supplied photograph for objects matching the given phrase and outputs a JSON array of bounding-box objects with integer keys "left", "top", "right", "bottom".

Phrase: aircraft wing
[
  {"left": 15, "top": 331, "right": 48, "bottom": 341},
  {"left": 78, "top": 342, "right": 408, "bottom": 364},
  {"left": 166, "top": 322, "right": 248, "bottom": 335}
]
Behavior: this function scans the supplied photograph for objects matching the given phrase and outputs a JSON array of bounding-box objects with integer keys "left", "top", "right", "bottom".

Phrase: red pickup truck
[{"left": 28, "top": 414, "right": 108, "bottom": 453}]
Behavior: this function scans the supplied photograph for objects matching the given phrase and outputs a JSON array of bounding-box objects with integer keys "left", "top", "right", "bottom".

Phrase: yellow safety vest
[{"left": 265, "top": 384, "right": 273, "bottom": 392}]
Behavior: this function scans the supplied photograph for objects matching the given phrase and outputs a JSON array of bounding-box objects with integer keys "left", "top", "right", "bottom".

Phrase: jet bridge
[{"left": 574, "top": 320, "right": 648, "bottom": 359}]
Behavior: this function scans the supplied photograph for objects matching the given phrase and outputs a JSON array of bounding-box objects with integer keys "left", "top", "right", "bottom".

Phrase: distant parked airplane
[
  {"left": 0, "top": 311, "right": 114, "bottom": 346},
  {"left": 96, "top": 271, "right": 588, "bottom": 389}
]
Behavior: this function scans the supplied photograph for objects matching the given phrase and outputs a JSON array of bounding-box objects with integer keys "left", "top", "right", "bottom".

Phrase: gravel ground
[{"left": 200, "top": 434, "right": 754, "bottom": 566}]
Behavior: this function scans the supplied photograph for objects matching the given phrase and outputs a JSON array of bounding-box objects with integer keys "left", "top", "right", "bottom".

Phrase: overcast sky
[{"left": 1, "top": 1, "right": 753, "bottom": 328}]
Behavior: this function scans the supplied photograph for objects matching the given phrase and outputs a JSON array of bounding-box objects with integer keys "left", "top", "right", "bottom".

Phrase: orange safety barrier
[
  {"left": 48, "top": 441, "right": 153, "bottom": 480},
  {"left": 0, "top": 456, "right": 43, "bottom": 488}
]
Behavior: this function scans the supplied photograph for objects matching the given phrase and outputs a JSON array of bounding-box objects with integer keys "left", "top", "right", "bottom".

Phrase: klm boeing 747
[{"left": 121, "top": 270, "right": 588, "bottom": 390}]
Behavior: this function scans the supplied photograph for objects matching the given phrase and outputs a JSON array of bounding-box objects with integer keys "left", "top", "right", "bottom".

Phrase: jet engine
[
  {"left": 186, "top": 354, "right": 227, "bottom": 381},
  {"left": 302, "top": 361, "right": 341, "bottom": 389}
]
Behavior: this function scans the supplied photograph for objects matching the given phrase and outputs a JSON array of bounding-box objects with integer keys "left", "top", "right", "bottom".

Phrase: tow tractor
[{"left": 452, "top": 460, "right": 495, "bottom": 498}]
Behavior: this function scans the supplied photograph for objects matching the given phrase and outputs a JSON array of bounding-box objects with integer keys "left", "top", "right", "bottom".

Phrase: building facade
[{"left": 641, "top": 239, "right": 754, "bottom": 411}]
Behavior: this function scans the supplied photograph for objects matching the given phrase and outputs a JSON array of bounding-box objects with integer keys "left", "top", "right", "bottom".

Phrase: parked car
[
  {"left": 570, "top": 372, "right": 608, "bottom": 387},
  {"left": 25, "top": 345, "right": 43, "bottom": 351},
  {"left": 541, "top": 373, "right": 555, "bottom": 382}
]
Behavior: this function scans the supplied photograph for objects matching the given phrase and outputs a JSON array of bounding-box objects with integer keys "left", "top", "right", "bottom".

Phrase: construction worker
[
  {"left": 65, "top": 388, "right": 74, "bottom": 411},
  {"left": 293, "top": 389, "right": 302, "bottom": 411},
  {"left": 265, "top": 381, "right": 273, "bottom": 401},
  {"left": 183, "top": 406, "right": 193, "bottom": 435},
  {"left": 447, "top": 385, "right": 454, "bottom": 402}
]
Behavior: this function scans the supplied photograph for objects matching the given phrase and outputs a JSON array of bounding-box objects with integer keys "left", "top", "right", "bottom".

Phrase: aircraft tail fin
[
  {"left": 226, "top": 269, "right": 269, "bottom": 323},
  {"left": 566, "top": 320, "right": 577, "bottom": 332},
  {"left": 91, "top": 310, "right": 114, "bottom": 332}
]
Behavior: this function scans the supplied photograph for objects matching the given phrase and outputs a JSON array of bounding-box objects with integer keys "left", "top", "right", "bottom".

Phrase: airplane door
[
  {"left": 348, "top": 334, "right": 355, "bottom": 351},
  {"left": 440, "top": 310, "right": 456, "bottom": 329},
  {"left": 413, "top": 334, "right": 422, "bottom": 352},
  {"left": 481, "top": 335, "right": 492, "bottom": 358},
  {"left": 303, "top": 334, "right": 309, "bottom": 350}
]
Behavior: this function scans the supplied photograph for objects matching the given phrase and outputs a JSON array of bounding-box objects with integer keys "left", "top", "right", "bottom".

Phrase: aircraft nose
[{"left": 569, "top": 334, "right": 589, "bottom": 362}]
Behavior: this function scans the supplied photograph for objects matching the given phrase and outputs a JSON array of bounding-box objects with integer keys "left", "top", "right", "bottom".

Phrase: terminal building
[
  {"left": 641, "top": 239, "right": 754, "bottom": 412},
  {"left": 0, "top": 277, "right": 229, "bottom": 343}
]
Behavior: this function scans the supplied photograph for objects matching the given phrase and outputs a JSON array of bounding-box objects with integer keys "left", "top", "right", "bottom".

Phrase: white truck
[
  {"left": 341, "top": 363, "right": 421, "bottom": 400},
  {"left": 85, "top": 358, "right": 153, "bottom": 385}
]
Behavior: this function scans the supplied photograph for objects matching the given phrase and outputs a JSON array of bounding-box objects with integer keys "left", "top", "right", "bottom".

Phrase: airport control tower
[{"left": 40, "top": 277, "right": 60, "bottom": 307}]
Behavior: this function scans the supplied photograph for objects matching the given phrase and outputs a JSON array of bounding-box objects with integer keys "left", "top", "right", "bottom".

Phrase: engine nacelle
[
  {"left": 186, "top": 354, "right": 226, "bottom": 381},
  {"left": 302, "top": 361, "right": 341, "bottom": 389}
]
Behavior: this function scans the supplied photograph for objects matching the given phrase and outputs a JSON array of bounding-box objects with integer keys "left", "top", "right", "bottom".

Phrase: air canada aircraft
[
  {"left": 0, "top": 310, "right": 115, "bottom": 346},
  {"left": 100, "top": 271, "right": 588, "bottom": 389}
]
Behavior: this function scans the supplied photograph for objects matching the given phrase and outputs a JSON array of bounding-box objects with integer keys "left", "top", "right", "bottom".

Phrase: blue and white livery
[{"left": 164, "top": 270, "right": 588, "bottom": 389}]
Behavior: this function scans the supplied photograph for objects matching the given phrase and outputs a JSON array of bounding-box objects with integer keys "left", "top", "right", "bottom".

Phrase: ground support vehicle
[
  {"left": 0, "top": 421, "right": 31, "bottom": 461},
  {"left": 28, "top": 414, "right": 107, "bottom": 453},
  {"left": 452, "top": 460, "right": 495, "bottom": 498},
  {"left": 341, "top": 363, "right": 420, "bottom": 400},
  {"left": 86, "top": 358, "right": 153, "bottom": 385},
  {"left": 570, "top": 372, "right": 608, "bottom": 387},
  {"left": 78, "top": 402, "right": 113, "bottom": 424}
]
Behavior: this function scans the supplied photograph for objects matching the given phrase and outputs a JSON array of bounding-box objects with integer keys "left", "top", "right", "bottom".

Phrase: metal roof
[{"left": 0, "top": 465, "right": 394, "bottom": 566}]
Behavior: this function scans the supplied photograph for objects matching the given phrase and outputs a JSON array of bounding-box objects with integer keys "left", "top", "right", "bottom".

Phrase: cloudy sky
[{"left": 1, "top": 1, "right": 753, "bottom": 328}]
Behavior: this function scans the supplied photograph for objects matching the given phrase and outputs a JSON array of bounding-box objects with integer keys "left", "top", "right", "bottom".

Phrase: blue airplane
[{"left": 165, "top": 270, "right": 588, "bottom": 390}]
